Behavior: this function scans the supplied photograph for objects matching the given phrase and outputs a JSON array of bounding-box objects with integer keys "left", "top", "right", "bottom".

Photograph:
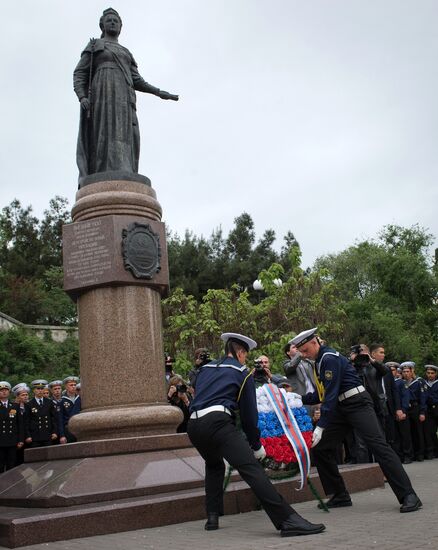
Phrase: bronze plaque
[{"left": 122, "top": 222, "right": 161, "bottom": 279}]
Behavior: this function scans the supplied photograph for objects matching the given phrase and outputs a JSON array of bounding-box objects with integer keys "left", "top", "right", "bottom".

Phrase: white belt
[
  {"left": 338, "top": 385, "right": 365, "bottom": 402},
  {"left": 190, "top": 405, "right": 232, "bottom": 419}
]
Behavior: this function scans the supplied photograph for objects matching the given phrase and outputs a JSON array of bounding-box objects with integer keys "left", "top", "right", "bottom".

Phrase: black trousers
[
  {"left": 354, "top": 413, "right": 386, "bottom": 463},
  {"left": 407, "top": 405, "right": 425, "bottom": 459},
  {"left": 384, "top": 412, "right": 398, "bottom": 449},
  {"left": 353, "top": 429, "right": 373, "bottom": 463},
  {"left": 312, "top": 392, "right": 414, "bottom": 503},
  {"left": 0, "top": 446, "right": 17, "bottom": 473},
  {"left": 396, "top": 417, "right": 413, "bottom": 460},
  {"left": 187, "top": 412, "right": 292, "bottom": 529},
  {"left": 424, "top": 407, "right": 438, "bottom": 457}
]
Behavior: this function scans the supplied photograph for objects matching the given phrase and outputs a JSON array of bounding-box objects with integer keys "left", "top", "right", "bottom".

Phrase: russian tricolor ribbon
[{"left": 262, "top": 384, "right": 311, "bottom": 489}]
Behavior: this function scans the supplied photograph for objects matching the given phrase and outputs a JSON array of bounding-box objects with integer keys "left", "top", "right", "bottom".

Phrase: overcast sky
[{"left": 1, "top": 1, "right": 437, "bottom": 268}]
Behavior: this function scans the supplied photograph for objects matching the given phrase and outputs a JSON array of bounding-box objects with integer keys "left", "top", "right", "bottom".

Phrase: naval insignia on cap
[
  {"left": 220, "top": 333, "right": 257, "bottom": 351},
  {"left": 289, "top": 327, "right": 318, "bottom": 348},
  {"left": 0, "top": 381, "right": 11, "bottom": 390},
  {"left": 31, "top": 379, "right": 49, "bottom": 388}
]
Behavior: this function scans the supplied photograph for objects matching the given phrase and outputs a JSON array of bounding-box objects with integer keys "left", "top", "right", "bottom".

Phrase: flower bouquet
[{"left": 256, "top": 385, "right": 313, "bottom": 486}]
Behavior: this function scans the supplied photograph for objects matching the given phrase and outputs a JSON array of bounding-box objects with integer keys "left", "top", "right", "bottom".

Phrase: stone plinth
[
  {"left": 63, "top": 179, "right": 181, "bottom": 440},
  {"left": 0, "top": 445, "right": 385, "bottom": 548}
]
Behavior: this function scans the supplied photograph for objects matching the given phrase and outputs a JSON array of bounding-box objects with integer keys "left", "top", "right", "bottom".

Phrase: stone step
[{"left": 0, "top": 463, "right": 384, "bottom": 548}]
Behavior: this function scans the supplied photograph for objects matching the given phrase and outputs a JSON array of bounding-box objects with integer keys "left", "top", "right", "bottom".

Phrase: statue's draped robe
[{"left": 74, "top": 39, "right": 159, "bottom": 179}]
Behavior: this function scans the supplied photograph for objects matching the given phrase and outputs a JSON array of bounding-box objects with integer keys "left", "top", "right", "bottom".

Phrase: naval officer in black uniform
[
  {"left": 0, "top": 381, "right": 24, "bottom": 472},
  {"left": 187, "top": 332, "right": 325, "bottom": 537},
  {"left": 24, "top": 380, "right": 58, "bottom": 447},
  {"left": 424, "top": 364, "right": 438, "bottom": 459},
  {"left": 291, "top": 328, "right": 421, "bottom": 513}
]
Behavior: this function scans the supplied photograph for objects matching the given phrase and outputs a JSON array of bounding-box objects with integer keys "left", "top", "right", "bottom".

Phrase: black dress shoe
[
  {"left": 416, "top": 455, "right": 424, "bottom": 462},
  {"left": 400, "top": 493, "right": 422, "bottom": 513},
  {"left": 318, "top": 492, "right": 352, "bottom": 509},
  {"left": 402, "top": 458, "right": 413, "bottom": 464},
  {"left": 205, "top": 513, "right": 219, "bottom": 530},
  {"left": 280, "top": 512, "right": 326, "bottom": 537}
]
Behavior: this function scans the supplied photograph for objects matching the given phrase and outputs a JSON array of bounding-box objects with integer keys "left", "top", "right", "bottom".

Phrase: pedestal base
[
  {"left": 79, "top": 171, "right": 151, "bottom": 189},
  {"left": 0, "top": 434, "right": 385, "bottom": 547},
  {"left": 69, "top": 404, "right": 183, "bottom": 441}
]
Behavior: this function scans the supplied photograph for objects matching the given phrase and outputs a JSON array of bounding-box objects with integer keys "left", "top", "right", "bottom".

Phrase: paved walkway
[{"left": 8, "top": 460, "right": 438, "bottom": 550}]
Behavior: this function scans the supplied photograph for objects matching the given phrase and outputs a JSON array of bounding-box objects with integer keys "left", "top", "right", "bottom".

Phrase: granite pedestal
[
  {"left": 62, "top": 178, "right": 181, "bottom": 440},
  {"left": 0, "top": 435, "right": 385, "bottom": 548}
]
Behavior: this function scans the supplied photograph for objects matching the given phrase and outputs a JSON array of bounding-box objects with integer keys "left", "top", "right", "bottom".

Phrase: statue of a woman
[{"left": 73, "top": 8, "right": 178, "bottom": 184}]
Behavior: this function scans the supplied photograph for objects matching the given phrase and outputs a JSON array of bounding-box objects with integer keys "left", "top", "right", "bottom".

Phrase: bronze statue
[{"left": 73, "top": 8, "right": 178, "bottom": 184}]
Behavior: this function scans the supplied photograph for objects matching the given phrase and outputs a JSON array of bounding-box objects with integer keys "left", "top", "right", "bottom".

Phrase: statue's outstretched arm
[{"left": 131, "top": 64, "right": 178, "bottom": 101}]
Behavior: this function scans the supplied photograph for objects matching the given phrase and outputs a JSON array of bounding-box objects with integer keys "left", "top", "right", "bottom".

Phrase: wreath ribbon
[{"left": 262, "top": 384, "right": 311, "bottom": 489}]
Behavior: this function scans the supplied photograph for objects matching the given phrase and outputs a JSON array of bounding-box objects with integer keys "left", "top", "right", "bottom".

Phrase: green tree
[
  {"left": 167, "top": 213, "right": 286, "bottom": 299},
  {"left": 315, "top": 225, "right": 438, "bottom": 366},
  {"left": 0, "top": 197, "right": 75, "bottom": 325},
  {"left": 0, "top": 328, "right": 79, "bottom": 387},
  {"left": 39, "top": 196, "right": 71, "bottom": 268},
  {"left": 167, "top": 230, "right": 215, "bottom": 300},
  {"left": 39, "top": 267, "right": 77, "bottom": 326},
  {"left": 162, "top": 260, "right": 346, "bottom": 376},
  {"left": 279, "top": 230, "right": 301, "bottom": 276},
  {"left": 0, "top": 199, "right": 41, "bottom": 278}
]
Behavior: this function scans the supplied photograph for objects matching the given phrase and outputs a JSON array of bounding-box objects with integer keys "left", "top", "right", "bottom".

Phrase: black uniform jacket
[
  {"left": 0, "top": 402, "right": 24, "bottom": 447},
  {"left": 303, "top": 345, "right": 363, "bottom": 429},
  {"left": 24, "top": 397, "right": 58, "bottom": 441},
  {"left": 190, "top": 356, "right": 261, "bottom": 450}
]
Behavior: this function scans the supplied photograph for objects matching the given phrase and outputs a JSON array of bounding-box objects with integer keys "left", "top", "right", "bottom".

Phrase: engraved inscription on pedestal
[
  {"left": 63, "top": 215, "right": 169, "bottom": 298},
  {"left": 122, "top": 222, "right": 161, "bottom": 279},
  {"left": 64, "top": 218, "right": 113, "bottom": 287}
]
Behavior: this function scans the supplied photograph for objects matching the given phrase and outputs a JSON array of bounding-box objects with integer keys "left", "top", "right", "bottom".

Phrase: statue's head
[{"left": 99, "top": 7, "right": 122, "bottom": 38}]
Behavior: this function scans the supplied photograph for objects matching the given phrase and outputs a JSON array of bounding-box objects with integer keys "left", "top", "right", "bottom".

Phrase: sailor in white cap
[
  {"left": 400, "top": 362, "right": 427, "bottom": 461},
  {"left": 12, "top": 384, "right": 30, "bottom": 414},
  {"left": 424, "top": 365, "right": 438, "bottom": 458},
  {"left": 24, "top": 380, "right": 58, "bottom": 447},
  {"left": 12, "top": 383, "right": 30, "bottom": 400},
  {"left": 0, "top": 381, "right": 24, "bottom": 472},
  {"left": 48, "top": 380, "right": 63, "bottom": 407},
  {"left": 59, "top": 376, "right": 81, "bottom": 444},
  {"left": 186, "top": 332, "right": 325, "bottom": 537},
  {"left": 425, "top": 364, "right": 438, "bottom": 373},
  {"left": 292, "top": 328, "right": 422, "bottom": 513},
  {"left": 47, "top": 381, "right": 64, "bottom": 444},
  {"left": 11, "top": 384, "right": 30, "bottom": 464},
  {"left": 62, "top": 376, "right": 79, "bottom": 398}
]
